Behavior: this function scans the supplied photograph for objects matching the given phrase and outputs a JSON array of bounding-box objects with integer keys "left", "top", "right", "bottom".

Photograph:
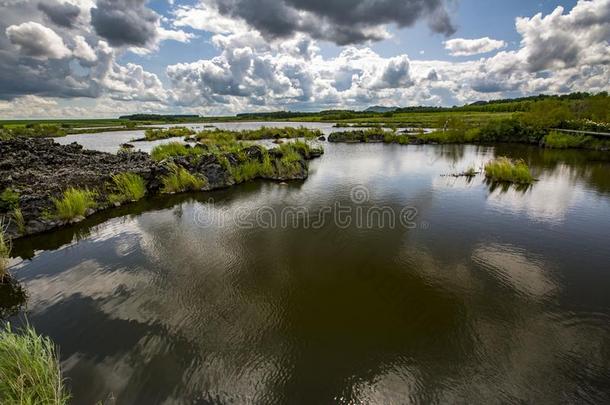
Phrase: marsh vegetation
[
  {"left": 161, "top": 164, "right": 207, "bottom": 194},
  {"left": 52, "top": 188, "right": 97, "bottom": 221},
  {"left": 0, "top": 324, "right": 70, "bottom": 405},
  {"left": 484, "top": 157, "right": 534, "bottom": 184},
  {"left": 0, "top": 224, "right": 9, "bottom": 282},
  {"left": 108, "top": 173, "right": 147, "bottom": 204}
]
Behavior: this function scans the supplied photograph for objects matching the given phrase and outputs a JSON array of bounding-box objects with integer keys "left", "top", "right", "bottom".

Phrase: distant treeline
[
  {"left": 233, "top": 92, "right": 609, "bottom": 120},
  {"left": 119, "top": 114, "right": 200, "bottom": 121}
]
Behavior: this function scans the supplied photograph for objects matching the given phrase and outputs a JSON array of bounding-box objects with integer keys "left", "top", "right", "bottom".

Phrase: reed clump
[
  {"left": 108, "top": 173, "right": 147, "bottom": 204},
  {"left": 484, "top": 157, "right": 534, "bottom": 184},
  {"left": 52, "top": 188, "right": 97, "bottom": 221},
  {"left": 161, "top": 164, "right": 206, "bottom": 193},
  {"left": 0, "top": 323, "right": 70, "bottom": 404}
]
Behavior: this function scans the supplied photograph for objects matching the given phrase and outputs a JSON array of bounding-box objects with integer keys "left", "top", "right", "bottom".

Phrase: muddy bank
[{"left": 0, "top": 138, "right": 321, "bottom": 239}]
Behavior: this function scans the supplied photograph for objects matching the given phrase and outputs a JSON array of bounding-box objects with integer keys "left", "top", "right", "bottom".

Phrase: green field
[
  {"left": 0, "top": 119, "right": 130, "bottom": 129},
  {"left": 0, "top": 111, "right": 516, "bottom": 132},
  {"left": 290, "top": 111, "right": 515, "bottom": 127}
]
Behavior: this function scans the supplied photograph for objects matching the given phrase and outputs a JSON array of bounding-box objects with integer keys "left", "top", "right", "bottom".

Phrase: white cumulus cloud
[
  {"left": 444, "top": 37, "right": 506, "bottom": 56},
  {"left": 6, "top": 21, "right": 72, "bottom": 59}
]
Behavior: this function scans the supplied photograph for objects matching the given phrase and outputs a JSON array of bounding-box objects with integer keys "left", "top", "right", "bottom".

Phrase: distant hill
[{"left": 364, "top": 106, "right": 400, "bottom": 113}]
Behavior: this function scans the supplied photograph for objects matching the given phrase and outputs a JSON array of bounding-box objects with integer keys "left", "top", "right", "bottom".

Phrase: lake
[{"left": 4, "top": 129, "right": 610, "bottom": 403}]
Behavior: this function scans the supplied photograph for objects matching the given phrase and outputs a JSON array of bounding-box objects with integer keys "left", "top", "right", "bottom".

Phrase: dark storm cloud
[
  {"left": 213, "top": 0, "right": 457, "bottom": 45},
  {"left": 38, "top": 1, "right": 81, "bottom": 28},
  {"left": 0, "top": 1, "right": 92, "bottom": 100},
  {"left": 91, "top": 0, "right": 159, "bottom": 47},
  {"left": 0, "top": 51, "right": 99, "bottom": 100}
]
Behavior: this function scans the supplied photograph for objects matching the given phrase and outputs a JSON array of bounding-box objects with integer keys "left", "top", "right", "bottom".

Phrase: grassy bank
[
  {"left": 150, "top": 135, "right": 323, "bottom": 183},
  {"left": 0, "top": 324, "right": 70, "bottom": 404},
  {"left": 329, "top": 117, "right": 610, "bottom": 151}
]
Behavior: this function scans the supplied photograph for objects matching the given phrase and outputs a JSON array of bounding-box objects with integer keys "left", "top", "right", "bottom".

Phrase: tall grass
[
  {"left": 275, "top": 143, "right": 304, "bottom": 177},
  {"left": 161, "top": 164, "right": 206, "bottom": 193},
  {"left": 150, "top": 142, "right": 205, "bottom": 161},
  {"left": 484, "top": 157, "right": 534, "bottom": 184},
  {"left": 52, "top": 188, "right": 97, "bottom": 220},
  {"left": 417, "top": 128, "right": 482, "bottom": 144},
  {"left": 109, "top": 173, "right": 147, "bottom": 204},
  {"left": 12, "top": 208, "right": 25, "bottom": 235},
  {"left": 0, "top": 323, "right": 70, "bottom": 404},
  {"left": 0, "top": 222, "right": 10, "bottom": 281}
]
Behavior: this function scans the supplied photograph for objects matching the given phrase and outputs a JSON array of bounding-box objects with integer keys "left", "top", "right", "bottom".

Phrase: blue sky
[{"left": 0, "top": 0, "right": 607, "bottom": 118}]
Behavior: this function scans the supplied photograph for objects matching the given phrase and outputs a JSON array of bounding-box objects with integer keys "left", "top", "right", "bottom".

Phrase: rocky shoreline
[{"left": 0, "top": 138, "right": 322, "bottom": 239}]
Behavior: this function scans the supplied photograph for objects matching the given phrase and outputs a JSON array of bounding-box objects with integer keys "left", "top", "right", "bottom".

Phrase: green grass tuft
[
  {"left": 150, "top": 142, "right": 204, "bottom": 162},
  {"left": 275, "top": 143, "right": 304, "bottom": 177},
  {"left": 484, "top": 157, "right": 534, "bottom": 184},
  {"left": 231, "top": 160, "right": 268, "bottom": 182},
  {"left": 0, "top": 222, "right": 10, "bottom": 281},
  {"left": 0, "top": 188, "right": 20, "bottom": 212},
  {"left": 12, "top": 208, "right": 25, "bottom": 236},
  {"left": 52, "top": 188, "right": 97, "bottom": 221},
  {"left": 108, "top": 173, "right": 147, "bottom": 204},
  {"left": 161, "top": 164, "right": 206, "bottom": 193},
  {"left": 0, "top": 323, "right": 70, "bottom": 404}
]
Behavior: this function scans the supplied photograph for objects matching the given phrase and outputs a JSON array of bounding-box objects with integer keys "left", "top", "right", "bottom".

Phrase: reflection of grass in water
[
  {"left": 485, "top": 178, "right": 532, "bottom": 194},
  {"left": 0, "top": 278, "right": 26, "bottom": 320},
  {"left": 0, "top": 323, "right": 70, "bottom": 404}
]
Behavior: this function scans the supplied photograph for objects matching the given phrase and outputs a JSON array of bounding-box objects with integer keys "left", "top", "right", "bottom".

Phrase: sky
[{"left": 0, "top": 0, "right": 608, "bottom": 118}]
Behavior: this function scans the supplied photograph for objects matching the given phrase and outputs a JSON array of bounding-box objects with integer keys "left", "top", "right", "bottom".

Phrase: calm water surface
[{"left": 4, "top": 137, "right": 610, "bottom": 403}]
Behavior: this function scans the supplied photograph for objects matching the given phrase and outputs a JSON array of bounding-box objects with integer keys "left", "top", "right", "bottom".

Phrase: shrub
[
  {"left": 109, "top": 173, "right": 147, "bottom": 204},
  {"left": 53, "top": 188, "right": 97, "bottom": 220},
  {"left": 161, "top": 164, "right": 206, "bottom": 193},
  {"left": 0, "top": 188, "right": 19, "bottom": 212},
  {"left": 0, "top": 324, "right": 70, "bottom": 404},
  {"left": 484, "top": 157, "right": 534, "bottom": 184},
  {"left": 544, "top": 131, "right": 589, "bottom": 149}
]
